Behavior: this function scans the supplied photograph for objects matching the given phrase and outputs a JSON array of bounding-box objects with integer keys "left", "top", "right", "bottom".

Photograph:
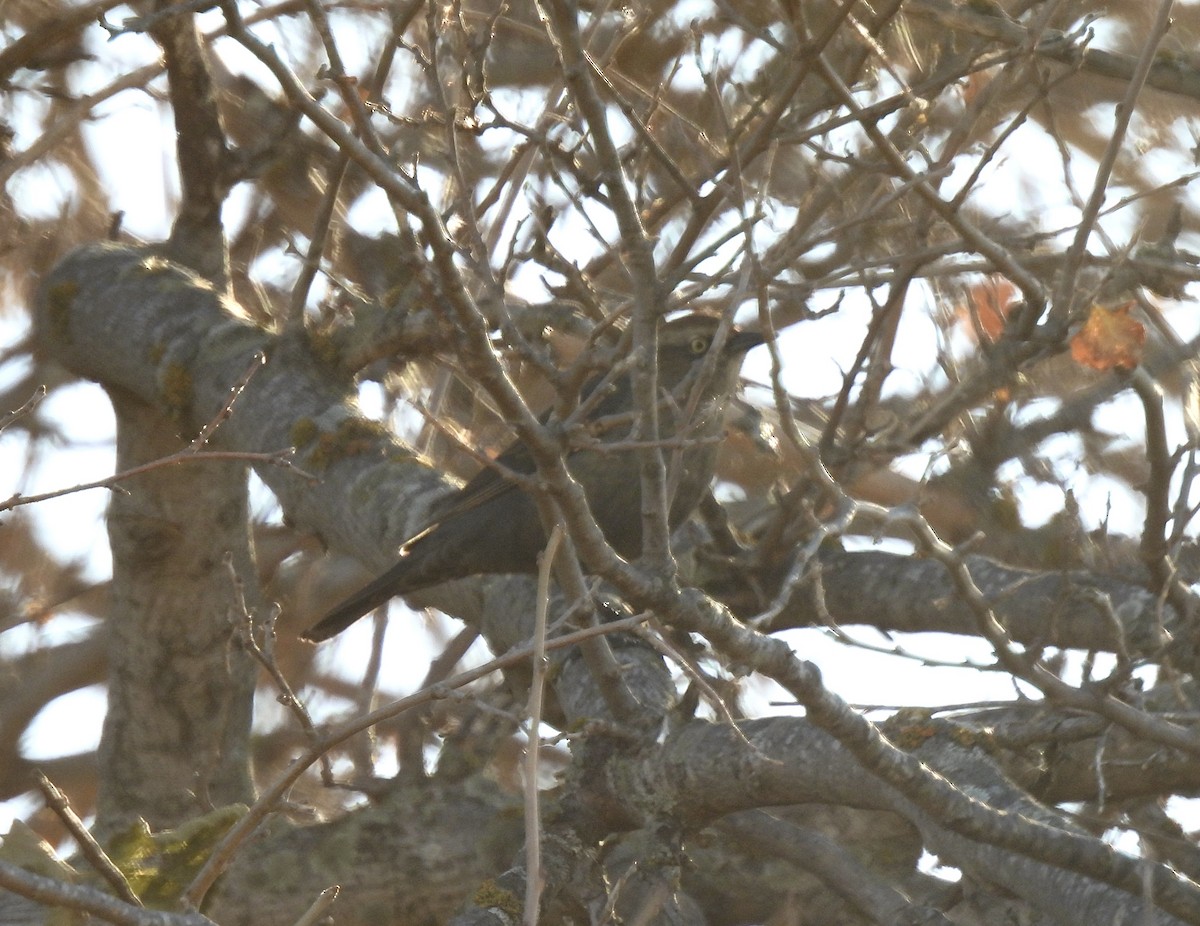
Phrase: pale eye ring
[{"left": 689, "top": 336, "right": 709, "bottom": 354}]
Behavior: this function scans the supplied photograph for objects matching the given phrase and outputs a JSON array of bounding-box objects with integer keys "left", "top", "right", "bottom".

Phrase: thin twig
[
  {"left": 524, "top": 525, "right": 562, "bottom": 926},
  {"left": 878, "top": 503, "right": 1200, "bottom": 758},
  {"left": 181, "top": 610, "right": 654, "bottom": 908},
  {"left": 810, "top": 49, "right": 1046, "bottom": 309},
  {"left": 0, "top": 386, "right": 46, "bottom": 433},
  {"left": 33, "top": 771, "right": 142, "bottom": 908},
  {"left": 537, "top": 0, "right": 674, "bottom": 571},
  {"left": 0, "top": 860, "right": 213, "bottom": 926},
  {"left": 291, "top": 885, "right": 339, "bottom": 926},
  {"left": 189, "top": 351, "right": 266, "bottom": 450},
  {"left": 224, "top": 556, "right": 333, "bottom": 781},
  {"left": 1048, "top": 0, "right": 1176, "bottom": 324},
  {"left": 0, "top": 447, "right": 302, "bottom": 514}
]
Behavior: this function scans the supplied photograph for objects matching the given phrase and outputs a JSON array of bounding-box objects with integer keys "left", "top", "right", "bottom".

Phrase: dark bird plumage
[{"left": 302, "top": 315, "right": 762, "bottom": 642}]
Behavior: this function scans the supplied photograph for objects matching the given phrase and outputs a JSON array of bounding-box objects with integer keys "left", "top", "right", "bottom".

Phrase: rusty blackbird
[{"left": 302, "top": 315, "right": 762, "bottom": 642}]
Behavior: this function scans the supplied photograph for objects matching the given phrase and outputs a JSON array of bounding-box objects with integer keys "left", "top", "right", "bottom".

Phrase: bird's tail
[
  {"left": 300, "top": 558, "right": 417, "bottom": 642},
  {"left": 301, "top": 520, "right": 448, "bottom": 642}
]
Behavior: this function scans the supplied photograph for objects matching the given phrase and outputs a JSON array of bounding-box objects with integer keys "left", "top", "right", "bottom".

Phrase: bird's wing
[
  {"left": 401, "top": 431, "right": 537, "bottom": 548},
  {"left": 406, "top": 376, "right": 625, "bottom": 547}
]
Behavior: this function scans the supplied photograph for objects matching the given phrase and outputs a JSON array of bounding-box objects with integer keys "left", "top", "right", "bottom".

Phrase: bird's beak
[{"left": 728, "top": 328, "right": 766, "bottom": 353}]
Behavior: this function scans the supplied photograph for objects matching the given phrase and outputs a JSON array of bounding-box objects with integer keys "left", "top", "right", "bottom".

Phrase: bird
[{"left": 302, "top": 314, "right": 763, "bottom": 642}]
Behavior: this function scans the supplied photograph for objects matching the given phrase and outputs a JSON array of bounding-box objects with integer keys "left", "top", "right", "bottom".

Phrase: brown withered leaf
[
  {"left": 959, "top": 276, "right": 1017, "bottom": 342},
  {"left": 1069, "top": 302, "right": 1145, "bottom": 372}
]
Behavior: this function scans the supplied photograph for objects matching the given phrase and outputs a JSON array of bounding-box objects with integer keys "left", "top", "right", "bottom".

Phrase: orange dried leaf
[
  {"left": 958, "top": 276, "right": 1016, "bottom": 342},
  {"left": 1069, "top": 302, "right": 1145, "bottom": 372}
]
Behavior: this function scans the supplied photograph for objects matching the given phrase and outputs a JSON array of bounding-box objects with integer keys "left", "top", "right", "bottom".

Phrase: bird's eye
[{"left": 689, "top": 336, "right": 709, "bottom": 355}]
